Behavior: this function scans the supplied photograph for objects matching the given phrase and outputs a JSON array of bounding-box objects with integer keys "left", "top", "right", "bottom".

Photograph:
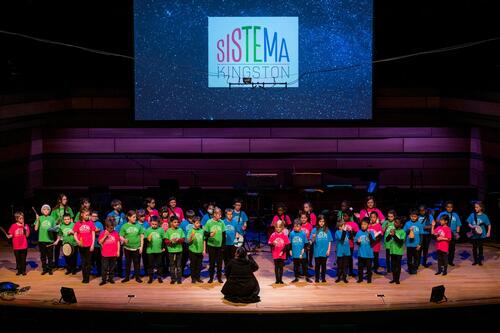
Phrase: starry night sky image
[{"left": 134, "top": 0, "right": 372, "bottom": 120}]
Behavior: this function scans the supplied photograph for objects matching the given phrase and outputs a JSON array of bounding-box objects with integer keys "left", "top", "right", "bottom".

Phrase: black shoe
[
  {"left": 479, "top": 261, "right": 483, "bottom": 266},
  {"left": 177, "top": 280, "right": 182, "bottom": 284},
  {"left": 121, "top": 277, "right": 130, "bottom": 283},
  {"left": 158, "top": 278, "right": 163, "bottom": 283},
  {"left": 82, "top": 279, "right": 89, "bottom": 284},
  {"left": 367, "top": 279, "right": 372, "bottom": 284},
  {"left": 148, "top": 277, "right": 153, "bottom": 284},
  {"left": 191, "top": 280, "right": 197, "bottom": 284},
  {"left": 108, "top": 278, "right": 115, "bottom": 284},
  {"left": 449, "top": 263, "right": 455, "bottom": 266},
  {"left": 389, "top": 280, "right": 395, "bottom": 284},
  {"left": 65, "top": 271, "right": 71, "bottom": 275},
  {"left": 291, "top": 278, "right": 299, "bottom": 283},
  {"left": 72, "top": 270, "right": 78, "bottom": 275},
  {"left": 306, "top": 278, "right": 313, "bottom": 283},
  {"left": 135, "top": 276, "right": 143, "bottom": 283},
  {"left": 395, "top": 281, "right": 400, "bottom": 284},
  {"left": 16, "top": 272, "right": 21, "bottom": 276},
  {"left": 335, "top": 278, "right": 341, "bottom": 283},
  {"left": 321, "top": 279, "right": 327, "bottom": 283},
  {"left": 349, "top": 273, "right": 356, "bottom": 277},
  {"left": 472, "top": 261, "right": 478, "bottom": 266},
  {"left": 435, "top": 271, "right": 442, "bottom": 275},
  {"left": 22, "top": 272, "right": 27, "bottom": 276},
  {"left": 208, "top": 278, "right": 213, "bottom": 284},
  {"left": 315, "top": 279, "right": 320, "bottom": 283},
  {"left": 387, "top": 269, "right": 392, "bottom": 273},
  {"left": 48, "top": 270, "right": 53, "bottom": 275},
  {"left": 196, "top": 278, "right": 203, "bottom": 283},
  {"left": 41, "top": 270, "right": 47, "bottom": 275},
  {"left": 423, "top": 263, "right": 430, "bottom": 268},
  {"left": 170, "top": 280, "right": 176, "bottom": 284},
  {"left": 275, "top": 280, "right": 280, "bottom": 284},
  {"left": 99, "top": 281, "right": 107, "bottom": 286},
  {"left": 217, "top": 278, "right": 223, "bottom": 283},
  {"left": 357, "top": 279, "right": 362, "bottom": 283},
  {"left": 442, "top": 272, "right": 447, "bottom": 276}
]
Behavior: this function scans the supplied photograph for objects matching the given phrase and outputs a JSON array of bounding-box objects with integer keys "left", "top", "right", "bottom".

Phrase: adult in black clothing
[{"left": 221, "top": 247, "right": 260, "bottom": 303}]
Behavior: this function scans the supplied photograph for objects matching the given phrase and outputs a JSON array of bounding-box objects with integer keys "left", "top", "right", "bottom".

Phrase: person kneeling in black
[{"left": 221, "top": 247, "right": 260, "bottom": 304}]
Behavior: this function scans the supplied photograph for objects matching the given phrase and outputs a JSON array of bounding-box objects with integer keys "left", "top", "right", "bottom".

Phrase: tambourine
[
  {"left": 62, "top": 243, "right": 73, "bottom": 256},
  {"left": 474, "top": 225, "right": 483, "bottom": 234},
  {"left": 233, "top": 235, "right": 244, "bottom": 248}
]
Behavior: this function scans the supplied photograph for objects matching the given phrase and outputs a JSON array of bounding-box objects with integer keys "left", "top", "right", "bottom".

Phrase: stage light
[
  {"left": 367, "top": 181, "right": 378, "bottom": 193},
  {"left": 60, "top": 287, "right": 77, "bottom": 304},
  {"left": 430, "top": 285, "right": 447, "bottom": 303}
]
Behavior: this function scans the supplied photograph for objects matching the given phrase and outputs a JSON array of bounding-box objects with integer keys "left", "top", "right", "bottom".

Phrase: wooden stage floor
[{"left": 1, "top": 242, "right": 500, "bottom": 313}]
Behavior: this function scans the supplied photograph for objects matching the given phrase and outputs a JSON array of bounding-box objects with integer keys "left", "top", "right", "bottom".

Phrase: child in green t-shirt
[
  {"left": 144, "top": 216, "right": 165, "bottom": 283},
  {"left": 203, "top": 207, "right": 226, "bottom": 283},
  {"left": 165, "top": 216, "right": 186, "bottom": 284},
  {"left": 188, "top": 216, "right": 205, "bottom": 283},
  {"left": 385, "top": 217, "right": 406, "bottom": 284},
  {"left": 382, "top": 209, "right": 396, "bottom": 274},
  {"left": 53, "top": 213, "right": 77, "bottom": 275},
  {"left": 34, "top": 204, "right": 56, "bottom": 275},
  {"left": 119, "top": 210, "right": 144, "bottom": 283}
]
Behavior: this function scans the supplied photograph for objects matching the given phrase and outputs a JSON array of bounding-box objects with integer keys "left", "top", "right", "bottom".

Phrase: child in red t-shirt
[
  {"left": 99, "top": 218, "right": 120, "bottom": 285},
  {"left": 7, "top": 212, "right": 30, "bottom": 275},
  {"left": 268, "top": 220, "right": 290, "bottom": 284},
  {"left": 73, "top": 209, "right": 96, "bottom": 283},
  {"left": 432, "top": 215, "right": 452, "bottom": 275}
]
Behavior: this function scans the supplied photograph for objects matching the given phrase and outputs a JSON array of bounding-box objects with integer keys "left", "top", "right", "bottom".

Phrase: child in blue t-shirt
[
  {"left": 404, "top": 210, "right": 422, "bottom": 274},
  {"left": 311, "top": 215, "right": 333, "bottom": 283},
  {"left": 289, "top": 222, "right": 312, "bottom": 283},
  {"left": 467, "top": 201, "right": 491, "bottom": 266},
  {"left": 223, "top": 208, "right": 239, "bottom": 269},
  {"left": 355, "top": 218, "right": 375, "bottom": 283},
  {"left": 335, "top": 221, "right": 351, "bottom": 283},
  {"left": 417, "top": 205, "right": 434, "bottom": 267},
  {"left": 437, "top": 201, "right": 462, "bottom": 266}
]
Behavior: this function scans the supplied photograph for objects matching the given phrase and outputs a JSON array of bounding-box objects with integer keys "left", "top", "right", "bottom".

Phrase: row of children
[{"left": 267, "top": 200, "right": 491, "bottom": 284}]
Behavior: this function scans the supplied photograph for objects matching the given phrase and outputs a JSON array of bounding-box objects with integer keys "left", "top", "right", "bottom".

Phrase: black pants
[
  {"left": 420, "top": 234, "right": 431, "bottom": 265},
  {"left": 64, "top": 245, "right": 78, "bottom": 273},
  {"left": 437, "top": 250, "right": 448, "bottom": 273},
  {"left": 373, "top": 251, "right": 380, "bottom": 271},
  {"left": 274, "top": 258, "right": 284, "bottom": 282},
  {"left": 407, "top": 247, "right": 419, "bottom": 273},
  {"left": 181, "top": 243, "right": 189, "bottom": 275},
  {"left": 147, "top": 253, "right": 162, "bottom": 277},
  {"left": 223, "top": 245, "right": 237, "bottom": 270},
  {"left": 79, "top": 246, "right": 92, "bottom": 281},
  {"left": 347, "top": 247, "right": 355, "bottom": 275},
  {"left": 91, "top": 247, "right": 102, "bottom": 276},
  {"left": 358, "top": 257, "right": 372, "bottom": 282},
  {"left": 314, "top": 257, "right": 327, "bottom": 281},
  {"left": 337, "top": 256, "right": 349, "bottom": 279},
  {"left": 207, "top": 245, "right": 223, "bottom": 279},
  {"left": 39, "top": 242, "right": 54, "bottom": 272},
  {"left": 102, "top": 257, "right": 116, "bottom": 282},
  {"left": 189, "top": 251, "right": 203, "bottom": 281},
  {"left": 385, "top": 249, "right": 392, "bottom": 272},
  {"left": 293, "top": 258, "right": 309, "bottom": 278},
  {"left": 448, "top": 236, "right": 457, "bottom": 264},
  {"left": 391, "top": 254, "right": 402, "bottom": 282},
  {"left": 124, "top": 248, "right": 141, "bottom": 278},
  {"left": 14, "top": 249, "right": 27, "bottom": 274},
  {"left": 169, "top": 252, "right": 182, "bottom": 281},
  {"left": 472, "top": 238, "right": 484, "bottom": 263}
]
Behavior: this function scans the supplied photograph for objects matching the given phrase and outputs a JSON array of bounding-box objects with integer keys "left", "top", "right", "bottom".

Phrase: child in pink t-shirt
[
  {"left": 343, "top": 212, "right": 359, "bottom": 276},
  {"left": 432, "top": 215, "right": 452, "bottom": 276},
  {"left": 303, "top": 202, "right": 317, "bottom": 226},
  {"left": 99, "top": 219, "right": 120, "bottom": 285},
  {"left": 299, "top": 213, "right": 314, "bottom": 267},
  {"left": 6, "top": 211, "right": 30, "bottom": 275},
  {"left": 272, "top": 204, "right": 292, "bottom": 228},
  {"left": 368, "top": 211, "right": 383, "bottom": 273},
  {"left": 73, "top": 209, "right": 96, "bottom": 284},
  {"left": 268, "top": 221, "right": 290, "bottom": 284},
  {"left": 144, "top": 197, "right": 159, "bottom": 222},
  {"left": 359, "top": 196, "right": 385, "bottom": 222}
]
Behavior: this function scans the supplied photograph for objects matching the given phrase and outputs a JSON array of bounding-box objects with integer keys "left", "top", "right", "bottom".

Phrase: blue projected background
[{"left": 134, "top": 0, "right": 373, "bottom": 120}]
